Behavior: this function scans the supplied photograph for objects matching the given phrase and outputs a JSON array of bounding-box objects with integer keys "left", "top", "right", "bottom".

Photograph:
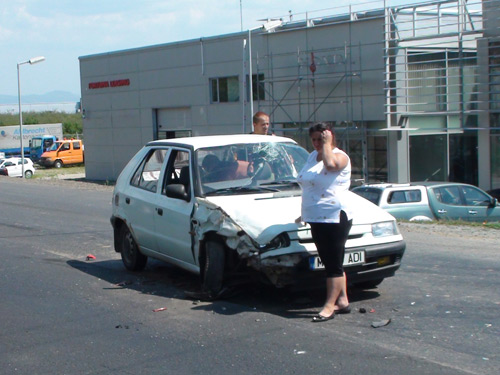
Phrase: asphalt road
[{"left": 1, "top": 177, "right": 499, "bottom": 375}]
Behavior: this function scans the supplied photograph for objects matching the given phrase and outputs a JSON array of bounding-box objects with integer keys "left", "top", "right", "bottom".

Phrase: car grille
[{"left": 298, "top": 233, "right": 364, "bottom": 244}]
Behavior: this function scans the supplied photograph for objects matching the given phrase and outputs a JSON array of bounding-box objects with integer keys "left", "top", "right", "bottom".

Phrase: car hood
[{"left": 202, "top": 190, "right": 395, "bottom": 244}]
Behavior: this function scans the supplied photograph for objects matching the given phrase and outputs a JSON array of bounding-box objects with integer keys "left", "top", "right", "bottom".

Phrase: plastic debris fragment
[
  {"left": 86, "top": 254, "right": 96, "bottom": 261},
  {"left": 371, "top": 319, "right": 391, "bottom": 328},
  {"left": 152, "top": 307, "right": 167, "bottom": 312}
]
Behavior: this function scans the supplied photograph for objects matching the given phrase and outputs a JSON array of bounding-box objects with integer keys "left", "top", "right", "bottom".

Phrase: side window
[
  {"left": 434, "top": 186, "right": 462, "bottom": 205},
  {"left": 130, "top": 148, "right": 168, "bottom": 192},
  {"left": 61, "top": 143, "right": 70, "bottom": 151},
  {"left": 388, "top": 190, "right": 422, "bottom": 204},
  {"left": 406, "top": 190, "right": 422, "bottom": 202},
  {"left": 162, "top": 150, "right": 191, "bottom": 201},
  {"left": 388, "top": 191, "right": 406, "bottom": 204},
  {"left": 73, "top": 141, "right": 81, "bottom": 150},
  {"left": 462, "top": 186, "right": 490, "bottom": 206}
]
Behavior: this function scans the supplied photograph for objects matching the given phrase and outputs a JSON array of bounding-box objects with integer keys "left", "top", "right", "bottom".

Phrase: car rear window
[
  {"left": 353, "top": 188, "right": 382, "bottom": 205},
  {"left": 387, "top": 190, "right": 422, "bottom": 204}
]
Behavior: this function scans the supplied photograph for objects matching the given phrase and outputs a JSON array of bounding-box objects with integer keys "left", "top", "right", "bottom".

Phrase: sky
[{"left": 1, "top": 0, "right": 413, "bottom": 99}]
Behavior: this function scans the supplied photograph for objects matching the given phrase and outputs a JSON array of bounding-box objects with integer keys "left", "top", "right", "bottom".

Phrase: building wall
[{"left": 80, "top": 17, "right": 387, "bottom": 181}]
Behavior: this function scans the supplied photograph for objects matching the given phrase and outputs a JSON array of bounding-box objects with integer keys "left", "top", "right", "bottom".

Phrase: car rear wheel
[
  {"left": 119, "top": 225, "right": 147, "bottom": 271},
  {"left": 24, "top": 170, "right": 33, "bottom": 179},
  {"left": 202, "top": 240, "right": 225, "bottom": 298},
  {"left": 54, "top": 160, "right": 63, "bottom": 168}
]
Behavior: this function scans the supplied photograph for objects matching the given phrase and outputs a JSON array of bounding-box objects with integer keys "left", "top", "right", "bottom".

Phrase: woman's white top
[{"left": 297, "top": 148, "right": 353, "bottom": 223}]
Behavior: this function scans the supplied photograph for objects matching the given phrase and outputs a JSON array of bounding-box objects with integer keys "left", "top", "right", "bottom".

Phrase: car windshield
[
  {"left": 31, "top": 138, "right": 42, "bottom": 148},
  {"left": 48, "top": 142, "right": 61, "bottom": 151},
  {"left": 196, "top": 142, "right": 309, "bottom": 196}
]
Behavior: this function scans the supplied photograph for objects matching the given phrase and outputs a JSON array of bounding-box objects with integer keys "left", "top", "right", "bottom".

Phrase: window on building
[
  {"left": 210, "top": 76, "right": 239, "bottom": 103},
  {"left": 246, "top": 73, "right": 265, "bottom": 101}
]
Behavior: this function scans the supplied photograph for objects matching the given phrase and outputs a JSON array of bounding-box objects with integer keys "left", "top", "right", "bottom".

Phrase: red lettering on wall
[
  {"left": 89, "top": 81, "right": 110, "bottom": 89},
  {"left": 88, "top": 78, "right": 130, "bottom": 89},
  {"left": 110, "top": 79, "right": 130, "bottom": 87}
]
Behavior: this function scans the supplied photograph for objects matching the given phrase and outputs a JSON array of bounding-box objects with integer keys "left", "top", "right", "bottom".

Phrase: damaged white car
[{"left": 111, "top": 135, "right": 405, "bottom": 297}]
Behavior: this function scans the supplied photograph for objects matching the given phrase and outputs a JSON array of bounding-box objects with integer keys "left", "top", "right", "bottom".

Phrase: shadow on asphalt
[{"left": 68, "top": 258, "right": 381, "bottom": 319}]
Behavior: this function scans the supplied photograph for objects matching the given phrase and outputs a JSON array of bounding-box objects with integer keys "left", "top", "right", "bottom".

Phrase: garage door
[{"left": 156, "top": 107, "right": 192, "bottom": 139}]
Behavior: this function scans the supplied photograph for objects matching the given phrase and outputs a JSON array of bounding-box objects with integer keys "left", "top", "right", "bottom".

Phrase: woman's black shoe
[{"left": 311, "top": 312, "right": 335, "bottom": 322}]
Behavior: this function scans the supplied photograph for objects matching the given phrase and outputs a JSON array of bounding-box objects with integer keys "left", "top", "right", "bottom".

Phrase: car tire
[
  {"left": 355, "top": 278, "right": 384, "bottom": 289},
  {"left": 119, "top": 225, "right": 147, "bottom": 271},
  {"left": 54, "top": 160, "right": 63, "bottom": 169},
  {"left": 24, "top": 170, "right": 33, "bottom": 179},
  {"left": 202, "top": 240, "right": 225, "bottom": 298}
]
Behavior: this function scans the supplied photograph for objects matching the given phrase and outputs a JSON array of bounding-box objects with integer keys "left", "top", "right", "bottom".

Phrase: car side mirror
[
  {"left": 166, "top": 184, "right": 190, "bottom": 202},
  {"left": 488, "top": 197, "right": 497, "bottom": 208}
]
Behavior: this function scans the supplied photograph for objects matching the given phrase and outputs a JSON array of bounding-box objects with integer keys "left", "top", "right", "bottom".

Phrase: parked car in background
[
  {"left": 352, "top": 182, "right": 500, "bottom": 222},
  {"left": 111, "top": 135, "right": 406, "bottom": 297},
  {"left": 39, "top": 139, "right": 84, "bottom": 168},
  {"left": 0, "top": 157, "right": 35, "bottom": 178}
]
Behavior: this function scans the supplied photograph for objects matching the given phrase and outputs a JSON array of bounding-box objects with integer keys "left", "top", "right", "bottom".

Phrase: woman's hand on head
[{"left": 322, "top": 130, "right": 333, "bottom": 146}]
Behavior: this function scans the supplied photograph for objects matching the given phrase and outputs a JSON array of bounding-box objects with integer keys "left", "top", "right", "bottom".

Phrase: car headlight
[
  {"left": 372, "top": 221, "right": 399, "bottom": 237},
  {"left": 259, "top": 233, "right": 291, "bottom": 253}
]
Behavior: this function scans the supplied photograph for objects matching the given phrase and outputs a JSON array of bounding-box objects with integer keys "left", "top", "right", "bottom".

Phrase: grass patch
[{"left": 33, "top": 165, "right": 85, "bottom": 179}]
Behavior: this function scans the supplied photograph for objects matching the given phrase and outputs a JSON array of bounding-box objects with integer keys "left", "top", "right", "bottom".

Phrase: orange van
[{"left": 39, "top": 139, "right": 84, "bottom": 168}]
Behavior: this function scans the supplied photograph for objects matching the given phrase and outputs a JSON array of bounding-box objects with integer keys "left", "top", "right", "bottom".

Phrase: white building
[{"left": 79, "top": 0, "right": 499, "bottom": 192}]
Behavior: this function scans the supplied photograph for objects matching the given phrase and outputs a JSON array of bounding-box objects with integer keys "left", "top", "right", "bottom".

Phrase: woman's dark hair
[{"left": 309, "top": 122, "right": 336, "bottom": 146}]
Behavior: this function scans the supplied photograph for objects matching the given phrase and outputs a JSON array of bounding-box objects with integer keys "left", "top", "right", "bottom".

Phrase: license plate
[{"left": 310, "top": 251, "right": 365, "bottom": 270}]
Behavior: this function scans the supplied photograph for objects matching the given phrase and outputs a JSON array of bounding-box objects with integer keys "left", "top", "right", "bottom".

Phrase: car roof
[
  {"left": 356, "top": 181, "right": 480, "bottom": 190},
  {"left": 146, "top": 134, "right": 297, "bottom": 150}
]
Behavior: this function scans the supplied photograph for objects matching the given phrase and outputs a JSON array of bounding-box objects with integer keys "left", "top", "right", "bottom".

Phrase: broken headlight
[
  {"left": 372, "top": 221, "right": 399, "bottom": 237},
  {"left": 259, "top": 233, "right": 291, "bottom": 253}
]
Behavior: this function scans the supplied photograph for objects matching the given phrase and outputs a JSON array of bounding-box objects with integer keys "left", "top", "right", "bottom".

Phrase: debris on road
[
  {"left": 152, "top": 307, "right": 167, "bottom": 312},
  {"left": 371, "top": 319, "right": 391, "bottom": 328},
  {"left": 115, "top": 280, "right": 133, "bottom": 287},
  {"left": 359, "top": 307, "right": 367, "bottom": 313},
  {"left": 86, "top": 254, "right": 96, "bottom": 261}
]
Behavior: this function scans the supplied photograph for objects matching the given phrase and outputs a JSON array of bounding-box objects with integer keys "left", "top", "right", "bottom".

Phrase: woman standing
[{"left": 297, "top": 122, "right": 353, "bottom": 322}]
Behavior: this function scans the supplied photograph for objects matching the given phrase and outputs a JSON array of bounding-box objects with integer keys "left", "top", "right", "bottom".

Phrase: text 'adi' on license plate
[{"left": 310, "top": 251, "right": 365, "bottom": 270}]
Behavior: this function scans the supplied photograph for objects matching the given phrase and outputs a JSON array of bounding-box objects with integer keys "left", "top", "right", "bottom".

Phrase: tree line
[{"left": 0, "top": 111, "right": 83, "bottom": 136}]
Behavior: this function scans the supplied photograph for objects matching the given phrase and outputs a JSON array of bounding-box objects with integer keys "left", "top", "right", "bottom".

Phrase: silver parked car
[
  {"left": 352, "top": 182, "right": 500, "bottom": 222},
  {"left": 111, "top": 135, "right": 406, "bottom": 297}
]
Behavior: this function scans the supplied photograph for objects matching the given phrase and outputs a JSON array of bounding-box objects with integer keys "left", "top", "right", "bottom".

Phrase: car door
[
  {"left": 57, "top": 142, "right": 71, "bottom": 164},
  {"left": 154, "top": 148, "right": 196, "bottom": 265},
  {"left": 121, "top": 148, "right": 168, "bottom": 252},
  {"left": 459, "top": 185, "right": 500, "bottom": 222},
  {"left": 429, "top": 185, "right": 470, "bottom": 220}
]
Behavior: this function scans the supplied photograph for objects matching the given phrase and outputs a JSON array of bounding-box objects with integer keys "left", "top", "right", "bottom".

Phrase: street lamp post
[{"left": 17, "top": 56, "right": 45, "bottom": 178}]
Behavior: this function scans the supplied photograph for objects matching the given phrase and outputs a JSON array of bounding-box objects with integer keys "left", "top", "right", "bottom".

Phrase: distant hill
[{"left": 0, "top": 91, "right": 80, "bottom": 105}]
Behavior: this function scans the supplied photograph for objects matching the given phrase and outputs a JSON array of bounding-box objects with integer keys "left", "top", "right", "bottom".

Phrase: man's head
[{"left": 252, "top": 111, "right": 270, "bottom": 135}]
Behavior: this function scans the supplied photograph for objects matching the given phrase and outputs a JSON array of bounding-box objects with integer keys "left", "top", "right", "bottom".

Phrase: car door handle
[
  {"left": 156, "top": 208, "right": 163, "bottom": 216},
  {"left": 437, "top": 209, "right": 447, "bottom": 214},
  {"left": 125, "top": 197, "right": 130, "bottom": 204},
  {"left": 468, "top": 210, "right": 478, "bottom": 215}
]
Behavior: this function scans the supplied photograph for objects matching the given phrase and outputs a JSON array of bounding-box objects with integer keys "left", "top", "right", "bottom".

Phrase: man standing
[{"left": 251, "top": 111, "right": 271, "bottom": 135}]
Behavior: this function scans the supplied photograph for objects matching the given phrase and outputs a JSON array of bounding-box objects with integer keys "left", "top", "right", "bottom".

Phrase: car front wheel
[
  {"left": 119, "top": 225, "right": 147, "bottom": 271},
  {"left": 54, "top": 160, "right": 63, "bottom": 168},
  {"left": 202, "top": 240, "right": 225, "bottom": 298}
]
